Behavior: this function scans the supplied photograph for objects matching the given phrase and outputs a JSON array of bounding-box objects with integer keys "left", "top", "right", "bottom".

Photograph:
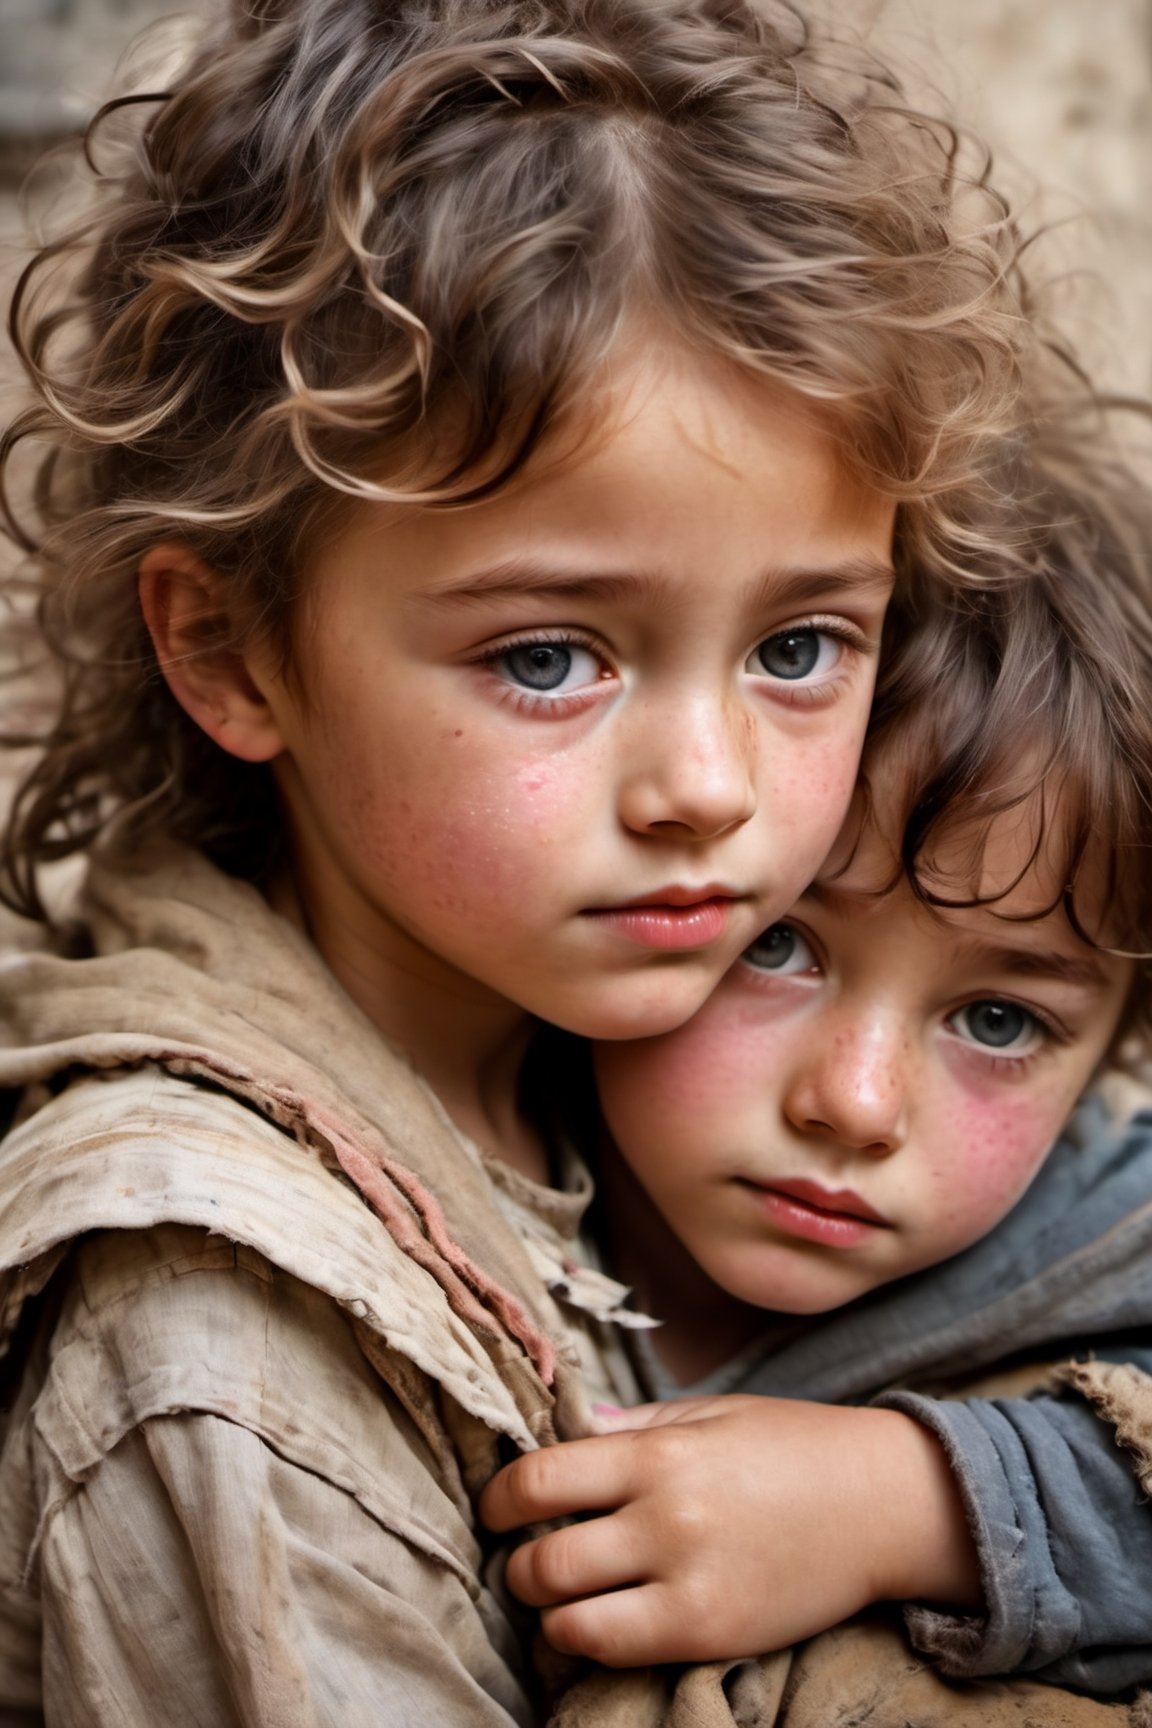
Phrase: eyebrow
[
  {"left": 956, "top": 940, "right": 1112, "bottom": 993},
  {"left": 801, "top": 883, "right": 1113, "bottom": 992},
  {"left": 417, "top": 555, "right": 894, "bottom": 612}
]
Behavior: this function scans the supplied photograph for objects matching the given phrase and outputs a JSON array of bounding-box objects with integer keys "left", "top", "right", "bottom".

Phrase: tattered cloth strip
[
  {"left": 549, "top": 1614, "right": 1147, "bottom": 1727},
  {"left": 1056, "top": 1358, "right": 1152, "bottom": 1496}
]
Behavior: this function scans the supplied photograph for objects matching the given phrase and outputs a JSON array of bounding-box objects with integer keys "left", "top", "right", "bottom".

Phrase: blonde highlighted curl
[{"left": 1, "top": 0, "right": 1148, "bottom": 913}]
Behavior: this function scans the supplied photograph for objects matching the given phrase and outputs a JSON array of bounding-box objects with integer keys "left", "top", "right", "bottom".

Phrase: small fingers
[
  {"left": 593, "top": 1397, "right": 729, "bottom": 1433},
  {"left": 480, "top": 1436, "right": 634, "bottom": 1532},
  {"left": 503, "top": 1512, "right": 640, "bottom": 1609},
  {"left": 539, "top": 1582, "right": 723, "bottom": 1669}
]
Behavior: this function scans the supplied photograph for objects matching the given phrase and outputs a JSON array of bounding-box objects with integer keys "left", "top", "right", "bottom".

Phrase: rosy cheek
[
  {"left": 374, "top": 742, "right": 574, "bottom": 891},
  {"left": 606, "top": 993, "right": 801, "bottom": 1119},
  {"left": 514, "top": 760, "right": 559, "bottom": 799},
  {"left": 927, "top": 1085, "right": 1066, "bottom": 1236},
  {"left": 435, "top": 754, "right": 587, "bottom": 868},
  {"left": 774, "top": 740, "right": 843, "bottom": 801},
  {"left": 769, "top": 735, "right": 861, "bottom": 859}
]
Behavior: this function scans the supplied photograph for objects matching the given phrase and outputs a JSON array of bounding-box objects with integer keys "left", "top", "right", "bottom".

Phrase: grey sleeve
[{"left": 877, "top": 1354, "right": 1152, "bottom": 1694}]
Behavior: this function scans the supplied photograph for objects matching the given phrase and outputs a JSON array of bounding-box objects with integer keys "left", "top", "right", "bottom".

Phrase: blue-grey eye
[
  {"left": 493, "top": 641, "right": 602, "bottom": 694},
  {"left": 747, "top": 628, "right": 840, "bottom": 682},
  {"left": 503, "top": 644, "right": 573, "bottom": 690},
  {"left": 952, "top": 1000, "right": 1035, "bottom": 1052},
  {"left": 742, "top": 922, "right": 818, "bottom": 977}
]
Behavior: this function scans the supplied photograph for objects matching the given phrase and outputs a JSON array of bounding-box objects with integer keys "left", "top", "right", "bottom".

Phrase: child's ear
[{"left": 138, "top": 545, "right": 285, "bottom": 765}]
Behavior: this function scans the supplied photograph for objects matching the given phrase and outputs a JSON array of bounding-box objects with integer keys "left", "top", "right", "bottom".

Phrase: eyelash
[
  {"left": 751, "top": 617, "right": 871, "bottom": 708},
  {"left": 471, "top": 614, "right": 870, "bottom": 714},
  {"left": 945, "top": 998, "right": 1067, "bottom": 1073},
  {"left": 471, "top": 627, "right": 614, "bottom": 718},
  {"left": 737, "top": 951, "right": 1069, "bottom": 1077}
]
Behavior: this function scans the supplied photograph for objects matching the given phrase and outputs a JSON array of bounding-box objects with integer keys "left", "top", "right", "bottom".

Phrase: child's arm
[
  {"left": 480, "top": 1392, "right": 981, "bottom": 1667},
  {"left": 483, "top": 1367, "right": 1152, "bottom": 1690},
  {"left": 874, "top": 1362, "right": 1152, "bottom": 1693}
]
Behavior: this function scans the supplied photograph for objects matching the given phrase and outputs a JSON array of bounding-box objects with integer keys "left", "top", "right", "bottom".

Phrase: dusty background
[
  {"left": 0, "top": 0, "right": 1149, "bottom": 413},
  {"left": 2, "top": 0, "right": 1150, "bottom": 384},
  {"left": 850, "top": 0, "right": 1152, "bottom": 394}
]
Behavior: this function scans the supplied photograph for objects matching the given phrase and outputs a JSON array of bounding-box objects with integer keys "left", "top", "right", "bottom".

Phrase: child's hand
[{"left": 480, "top": 1395, "right": 982, "bottom": 1668}]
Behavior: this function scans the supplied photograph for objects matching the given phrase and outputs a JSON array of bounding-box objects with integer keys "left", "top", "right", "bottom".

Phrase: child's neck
[
  {"left": 595, "top": 1142, "right": 768, "bottom": 1386},
  {"left": 412, "top": 1019, "right": 547, "bottom": 1182},
  {"left": 267, "top": 867, "right": 550, "bottom": 1183}
]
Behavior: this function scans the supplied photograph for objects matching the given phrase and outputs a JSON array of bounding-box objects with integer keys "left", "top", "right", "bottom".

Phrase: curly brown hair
[
  {"left": 0, "top": 0, "right": 1137, "bottom": 915},
  {"left": 856, "top": 459, "right": 1152, "bottom": 1034}
]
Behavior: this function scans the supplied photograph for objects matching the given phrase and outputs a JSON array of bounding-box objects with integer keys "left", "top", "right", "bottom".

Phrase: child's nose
[
  {"left": 618, "top": 689, "right": 756, "bottom": 841},
  {"left": 782, "top": 1014, "right": 909, "bottom": 1156}
]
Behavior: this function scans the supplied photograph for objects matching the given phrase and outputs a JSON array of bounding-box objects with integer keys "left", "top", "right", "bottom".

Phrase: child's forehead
[
  {"left": 821, "top": 777, "right": 1046, "bottom": 917},
  {"left": 304, "top": 338, "right": 894, "bottom": 593},
  {"left": 803, "top": 870, "right": 1111, "bottom": 977},
  {"left": 493, "top": 338, "right": 859, "bottom": 492},
  {"left": 810, "top": 787, "right": 1129, "bottom": 992}
]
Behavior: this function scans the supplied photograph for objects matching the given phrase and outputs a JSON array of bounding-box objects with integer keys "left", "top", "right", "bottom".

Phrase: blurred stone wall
[
  {"left": 850, "top": 0, "right": 1152, "bottom": 394},
  {"left": 0, "top": 0, "right": 175, "bottom": 139}
]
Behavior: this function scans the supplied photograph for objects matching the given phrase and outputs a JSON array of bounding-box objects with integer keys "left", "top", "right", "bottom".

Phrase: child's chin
[
  {"left": 564, "top": 986, "right": 718, "bottom": 1044},
  {"left": 714, "top": 1262, "right": 889, "bottom": 1318}
]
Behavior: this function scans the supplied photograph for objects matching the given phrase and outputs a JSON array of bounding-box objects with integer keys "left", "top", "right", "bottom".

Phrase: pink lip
[
  {"left": 743, "top": 1177, "right": 891, "bottom": 1248},
  {"left": 582, "top": 888, "right": 740, "bottom": 952},
  {"left": 600, "top": 884, "right": 738, "bottom": 910}
]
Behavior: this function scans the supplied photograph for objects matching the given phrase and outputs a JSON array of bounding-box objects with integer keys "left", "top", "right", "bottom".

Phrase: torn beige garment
[
  {"left": 0, "top": 838, "right": 624, "bottom": 1452},
  {"left": 21, "top": 1225, "right": 539, "bottom": 1728},
  {"left": 552, "top": 1619, "right": 1149, "bottom": 1727},
  {"left": 0, "top": 1068, "right": 557, "bottom": 1452},
  {"left": 0, "top": 1068, "right": 572, "bottom": 1725},
  {"left": 0, "top": 842, "right": 592, "bottom": 1424},
  {"left": 0, "top": 841, "right": 628, "bottom": 1724}
]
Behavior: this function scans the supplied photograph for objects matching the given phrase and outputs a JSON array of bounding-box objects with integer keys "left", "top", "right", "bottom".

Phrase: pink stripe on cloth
[
  {"left": 320, "top": 1118, "right": 557, "bottom": 1390},
  {"left": 165, "top": 1050, "right": 557, "bottom": 1388}
]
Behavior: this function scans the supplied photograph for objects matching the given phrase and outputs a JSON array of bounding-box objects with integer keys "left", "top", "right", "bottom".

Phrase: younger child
[{"left": 484, "top": 517, "right": 1152, "bottom": 1712}]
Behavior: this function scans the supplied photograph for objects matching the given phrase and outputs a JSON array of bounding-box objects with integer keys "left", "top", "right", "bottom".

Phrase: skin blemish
[{"left": 516, "top": 762, "right": 558, "bottom": 797}]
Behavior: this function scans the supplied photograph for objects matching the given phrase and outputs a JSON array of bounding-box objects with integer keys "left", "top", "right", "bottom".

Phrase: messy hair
[
  {"left": 859, "top": 464, "right": 1152, "bottom": 1035},
  {"left": 0, "top": 0, "right": 1130, "bottom": 913}
]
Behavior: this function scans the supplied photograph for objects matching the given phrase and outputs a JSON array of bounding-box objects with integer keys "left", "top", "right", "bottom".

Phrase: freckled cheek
[
  {"left": 762, "top": 727, "right": 864, "bottom": 862},
  {"left": 338, "top": 724, "right": 596, "bottom": 908},
  {"left": 925, "top": 1090, "right": 1067, "bottom": 1238}
]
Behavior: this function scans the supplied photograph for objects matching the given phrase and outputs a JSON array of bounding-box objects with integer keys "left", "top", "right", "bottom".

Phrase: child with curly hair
[{"left": 0, "top": 0, "right": 1145, "bottom": 1721}]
